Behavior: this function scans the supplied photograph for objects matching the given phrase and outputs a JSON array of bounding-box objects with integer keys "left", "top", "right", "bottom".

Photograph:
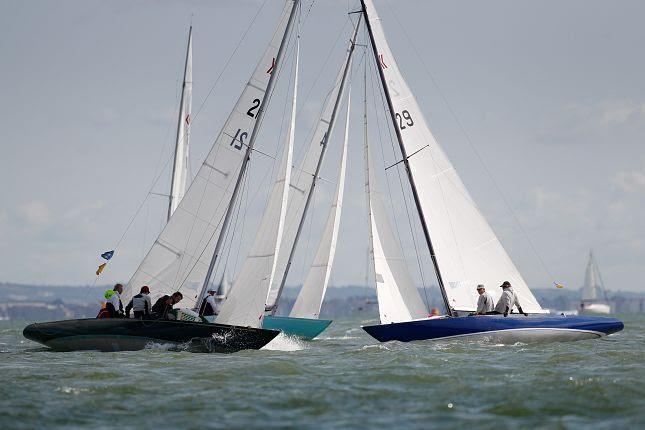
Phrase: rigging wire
[{"left": 384, "top": 2, "right": 557, "bottom": 284}]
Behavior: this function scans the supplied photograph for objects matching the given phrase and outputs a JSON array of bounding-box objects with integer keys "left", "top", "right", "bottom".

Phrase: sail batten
[
  {"left": 124, "top": 1, "right": 297, "bottom": 309},
  {"left": 361, "top": 0, "right": 545, "bottom": 315}
]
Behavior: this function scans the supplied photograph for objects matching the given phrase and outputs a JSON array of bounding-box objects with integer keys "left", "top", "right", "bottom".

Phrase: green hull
[{"left": 262, "top": 316, "right": 332, "bottom": 340}]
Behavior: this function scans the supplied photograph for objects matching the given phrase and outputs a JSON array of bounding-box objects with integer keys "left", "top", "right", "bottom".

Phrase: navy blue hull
[{"left": 362, "top": 315, "right": 624, "bottom": 343}]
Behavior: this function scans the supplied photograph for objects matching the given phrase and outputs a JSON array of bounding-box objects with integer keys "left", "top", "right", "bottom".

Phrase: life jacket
[
  {"left": 200, "top": 297, "right": 215, "bottom": 316},
  {"left": 96, "top": 308, "right": 110, "bottom": 319}
]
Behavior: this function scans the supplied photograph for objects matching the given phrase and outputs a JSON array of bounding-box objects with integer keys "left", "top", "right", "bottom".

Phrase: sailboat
[
  {"left": 579, "top": 250, "right": 611, "bottom": 315},
  {"left": 24, "top": 1, "right": 304, "bottom": 351},
  {"left": 357, "top": 0, "right": 623, "bottom": 343},
  {"left": 261, "top": 23, "right": 360, "bottom": 340}
]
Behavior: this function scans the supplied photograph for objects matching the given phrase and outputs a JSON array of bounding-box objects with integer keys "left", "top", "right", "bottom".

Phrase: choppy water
[{"left": 1, "top": 315, "right": 644, "bottom": 429}]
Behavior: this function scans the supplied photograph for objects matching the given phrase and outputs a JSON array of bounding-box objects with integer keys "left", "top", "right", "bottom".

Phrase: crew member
[
  {"left": 151, "top": 291, "right": 183, "bottom": 319},
  {"left": 493, "top": 281, "right": 528, "bottom": 317},
  {"left": 199, "top": 289, "right": 218, "bottom": 317},
  {"left": 98, "top": 284, "right": 124, "bottom": 318},
  {"left": 125, "top": 286, "right": 152, "bottom": 318},
  {"left": 475, "top": 284, "right": 495, "bottom": 315}
]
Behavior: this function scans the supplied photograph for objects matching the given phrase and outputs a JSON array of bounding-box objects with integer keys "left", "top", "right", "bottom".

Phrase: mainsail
[
  {"left": 362, "top": 0, "right": 544, "bottom": 314},
  {"left": 267, "top": 20, "right": 360, "bottom": 312},
  {"left": 363, "top": 75, "right": 428, "bottom": 324},
  {"left": 289, "top": 91, "right": 350, "bottom": 319},
  {"left": 125, "top": 1, "right": 297, "bottom": 309},
  {"left": 217, "top": 38, "right": 299, "bottom": 328},
  {"left": 581, "top": 250, "right": 608, "bottom": 301},
  {"left": 168, "top": 26, "right": 193, "bottom": 220}
]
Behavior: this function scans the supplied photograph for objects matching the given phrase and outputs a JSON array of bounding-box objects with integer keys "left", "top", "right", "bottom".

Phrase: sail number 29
[{"left": 395, "top": 110, "right": 414, "bottom": 130}]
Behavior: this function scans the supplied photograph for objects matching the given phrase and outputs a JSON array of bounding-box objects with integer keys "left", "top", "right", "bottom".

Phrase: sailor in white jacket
[
  {"left": 475, "top": 284, "right": 495, "bottom": 315},
  {"left": 494, "top": 281, "right": 528, "bottom": 316}
]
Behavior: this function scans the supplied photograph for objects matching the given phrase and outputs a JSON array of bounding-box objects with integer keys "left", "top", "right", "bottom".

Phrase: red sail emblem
[
  {"left": 266, "top": 57, "right": 276, "bottom": 74},
  {"left": 379, "top": 53, "right": 387, "bottom": 69}
]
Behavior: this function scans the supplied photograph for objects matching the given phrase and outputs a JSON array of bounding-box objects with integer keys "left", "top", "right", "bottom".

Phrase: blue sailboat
[{"left": 358, "top": 0, "right": 623, "bottom": 344}]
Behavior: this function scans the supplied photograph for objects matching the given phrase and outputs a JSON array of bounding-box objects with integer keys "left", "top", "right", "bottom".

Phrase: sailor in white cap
[
  {"left": 475, "top": 284, "right": 495, "bottom": 315},
  {"left": 493, "top": 281, "right": 528, "bottom": 316}
]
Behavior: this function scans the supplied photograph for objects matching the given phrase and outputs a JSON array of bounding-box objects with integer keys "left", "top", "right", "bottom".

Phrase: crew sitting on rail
[
  {"left": 199, "top": 288, "right": 218, "bottom": 319},
  {"left": 125, "top": 285, "right": 152, "bottom": 319},
  {"left": 151, "top": 291, "right": 183, "bottom": 319},
  {"left": 97, "top": 283, "right": 124, "bottom": 319},
  {"left": 474, "top": 284, "right": 495, "bottom": 315},
  {"left": 492, "top": 281, "right": 528, "bottom": 316}
]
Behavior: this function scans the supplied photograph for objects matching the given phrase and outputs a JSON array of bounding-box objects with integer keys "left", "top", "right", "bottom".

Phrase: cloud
[
  {"left": 613, "top": 169, "right": 645, "bottom": 192},
  {"left": 537, "top": 100, "right": 645, "bottom": 145},
  {"left": 18, "top": 201, "right": 53, "bottom": 230}
]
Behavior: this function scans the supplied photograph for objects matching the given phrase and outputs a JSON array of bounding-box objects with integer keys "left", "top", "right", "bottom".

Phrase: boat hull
[
  {"left": 362, "top": 315, "right": 624, "bottom": 344},
  {"left": 262, "top": 315, "right": 332, "bottom": 340},
  {"left": 579, "top": 302, "right": 611, "bottom": 315},
  {"left": 23, "top": 318, "right": 279, "bottom": 353}
]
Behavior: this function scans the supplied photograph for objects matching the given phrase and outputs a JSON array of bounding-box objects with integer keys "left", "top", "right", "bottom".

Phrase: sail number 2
[{"left": 395, "top": 110, "right": 414, "bottom": 130}]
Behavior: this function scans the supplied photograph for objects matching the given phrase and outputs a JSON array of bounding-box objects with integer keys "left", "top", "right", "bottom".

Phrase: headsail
[
  {"left": 267, "top": 19, "right": 361, "bottom": 312},
  {"left": 216, "top": 36, "right": 299, "bottom": 328},
  {"left": 362, "top": 0, "right": 544, "bottom": 313},
  {"left": 125, "top": 1, "right": 297, "bottom": 309},
  {"left": 363, "top": 75, "right": 428, "bottom": 324},
  {"left": 168, "top": 26, "right": 193, "bottom": 220},
  {"left": 289, "top": 91, "right": 350, "bottom": 319}
]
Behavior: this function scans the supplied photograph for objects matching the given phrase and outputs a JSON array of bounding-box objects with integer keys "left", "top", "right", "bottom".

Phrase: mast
[
  {"left": 168, "top": 26, "right": 193, "bottom": 221},
  {"left": 270, "top": 16, "right": 361, "bottom": 315},
  {"left": 360, "top": 0, "right": 454, "bottom": 316},
  {"left": 199, "top": 1, "right": 300, "bottom": 300}
]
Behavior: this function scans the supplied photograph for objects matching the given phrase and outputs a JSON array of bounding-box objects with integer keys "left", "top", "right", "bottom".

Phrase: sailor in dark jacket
[
  {"left": 199, "top": 289, "right": 217, "bottom": 317},
  {"left": 125, "top": 285, "right": 152, "bottom": 318},
  {"left": 151, "top": 291, "right": 183, "bottom": 319}
]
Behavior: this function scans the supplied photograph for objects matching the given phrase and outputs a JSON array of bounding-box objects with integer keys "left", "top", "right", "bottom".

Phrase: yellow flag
[
  {"left": 555, "top": 283, "right": 565, "bottom": 289},
  {"left": 96, "top": 263, "right": 106, "bottom": 276}
]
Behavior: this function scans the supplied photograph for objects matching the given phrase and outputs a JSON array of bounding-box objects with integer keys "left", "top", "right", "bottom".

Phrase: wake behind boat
[{"left": 23, "top": 318, "right": 279, "bottom": 353}]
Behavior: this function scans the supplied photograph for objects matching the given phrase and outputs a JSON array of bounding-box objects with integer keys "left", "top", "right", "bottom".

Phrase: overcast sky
[{"left": 1, "top": 0, "right": 644, "bottom": 293}]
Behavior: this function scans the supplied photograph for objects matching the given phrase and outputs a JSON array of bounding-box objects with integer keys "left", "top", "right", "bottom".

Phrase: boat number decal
[
  {"left": 395, "top": 110, "right": 414, "bottom": 130},
  {"left": 230, "top": 128, "right": 248, "bottom": 150},
  {"left": 247, "top": 98, "right": 261, "bottom": 118}
]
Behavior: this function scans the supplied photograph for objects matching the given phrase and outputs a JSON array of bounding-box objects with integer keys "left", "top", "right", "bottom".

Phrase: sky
[{"left": 1, "top": 0, "right": 644, "bottom": 293}]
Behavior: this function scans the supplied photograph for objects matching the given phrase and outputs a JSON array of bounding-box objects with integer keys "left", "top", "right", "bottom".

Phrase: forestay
[
  {"left": 362, "top": 0, "right": 544, "bottom": 313},
  {"left": 125, "top": 1, "right": 296, "bottom": 309},
  {"left": 289, "top": 92, "right": 350, "bottom": 319},
  {"left": 217, "top": 37, "right": 299, "bottom": 328},
  {"left": 168, "top": 27, "right": 193, "bottom": 220}
]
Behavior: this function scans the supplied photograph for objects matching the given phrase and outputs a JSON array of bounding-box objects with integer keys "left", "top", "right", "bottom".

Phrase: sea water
[{"left": 1, "top": 315, "right": 643, "bottom": 429}]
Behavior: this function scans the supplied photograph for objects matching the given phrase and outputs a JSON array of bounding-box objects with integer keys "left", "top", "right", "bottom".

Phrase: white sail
[
  {"left": 289, "top": 92, "right": 350, "bottom": 319},
  {"left": 125, "top": 1, "right": 296, "bottom": 309},
  {"left": 267, "top": 34, "right": 357, "bottom": 310},
  {"left": 363, "top": 0, "right": 545, "bottom": 313},
  {"left": 364, "top": 89, "right": 428, "bottom": 324},
  {"left": 581, "top": 250, "right": 607, "bottom": 301},
  {"left": 168, "top": 27, "right": 193, "bottom": 220},
  {"left": 217, "top": 38, "right": 299, "bottom": 328}
]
